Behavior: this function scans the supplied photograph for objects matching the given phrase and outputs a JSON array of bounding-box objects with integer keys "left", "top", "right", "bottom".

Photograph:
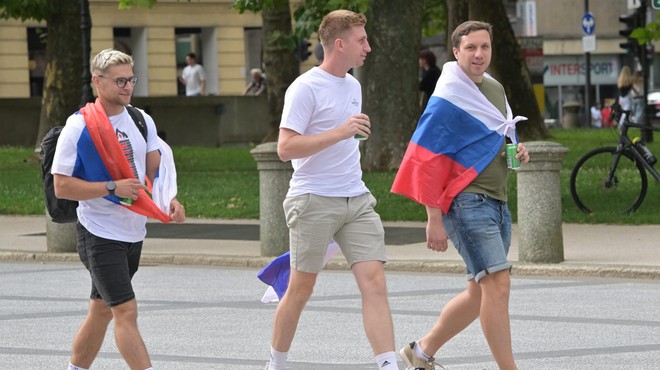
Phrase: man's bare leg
[
  {"left": 271, "top": 269, "right": 318, "bottom": 351},
  {"left": 418, "top": 280, "right": 481, "bottom": 355},
  {"left": 479, "top": 270, "right": 517, "bottom": 370},
  {"left": 69, "top": 299, "right": 113, "bottom": 368},
  {"left": 111, "top": 299, "right": 152, "bottom": 370},
  {"left": 352, "top": 261, "right": 395, "bottom": 355}
]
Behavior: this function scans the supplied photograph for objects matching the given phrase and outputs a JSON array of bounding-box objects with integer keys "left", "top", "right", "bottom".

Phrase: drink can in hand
[
  {"left": 505, "top": 144, "right": 520, "bottom": 170},
  {"left": 354, "top": 134, "right": 367, "bottom": 140}
]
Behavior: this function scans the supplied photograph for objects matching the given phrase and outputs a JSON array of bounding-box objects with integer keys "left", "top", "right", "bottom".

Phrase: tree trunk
[
  {"left": 34, "top": 0, "right": 83, "bottom": 150},
  {"left": 260, "top": 1, "right": 298, "bottom": 143},
  {"left": 469, "top": 0, "right": 549, "bottom": 141},
  {"left": 446, "top": 0, "right": 469, "bottom": 61},
  {"left": 361, "top": 0, "right": 424, "bottom": 171}
]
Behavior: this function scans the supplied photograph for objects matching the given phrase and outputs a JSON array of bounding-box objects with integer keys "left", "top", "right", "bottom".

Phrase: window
[{"left": 27, "top": 27, "right": 47, "bottom": 97}]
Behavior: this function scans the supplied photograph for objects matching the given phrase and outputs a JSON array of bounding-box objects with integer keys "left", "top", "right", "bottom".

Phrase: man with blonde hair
[
  {"left": 265, "top": 9, "right": 399, "bottom": 370},
  {"left": 53, "top": 48, "right": 185, "bottom": 370}
]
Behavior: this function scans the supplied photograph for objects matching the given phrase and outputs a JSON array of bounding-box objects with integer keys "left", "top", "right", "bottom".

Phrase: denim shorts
[
  {"left": 76, "top": 223, "right": 143, "bottom": 307},
  {"left": 283, "top": 193, "right": 386, "bottom": 273},
  {"left": 442, "top": 193, "right": 512, "bottom": 283}
]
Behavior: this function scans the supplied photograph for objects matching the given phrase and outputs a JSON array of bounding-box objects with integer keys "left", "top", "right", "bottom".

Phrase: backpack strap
[{"left": 126, "top": 105, "right": 148, "bottom": 141}]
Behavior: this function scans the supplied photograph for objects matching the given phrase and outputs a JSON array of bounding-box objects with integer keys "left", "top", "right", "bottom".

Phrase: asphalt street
[{"left": 2, "top": 262, "right": 660, "bottom": 369}]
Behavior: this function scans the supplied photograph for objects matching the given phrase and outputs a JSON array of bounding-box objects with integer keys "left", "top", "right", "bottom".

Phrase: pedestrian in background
[
  {"left": 616, "top": 65, "right": 634, "bottom": 125},
  {"left": 179, "top": 52, "right": 206, "bottom": 96},
  {"left": 243, "top": 68, "right": 267, "bottom": 96},
  {"left": 52, "top": 48, "right": 185, "bottom": 370},
  {"left": 419, "top": 49, "right": 441, "bottom": 111},
  {"left": 631, "top": 70, "right": 644, "bottom": 124},
  {"left": 265, "top": 9, "right": 399, "bottom": 370},
  {"left": 392, "top": 21, "right": 529, "bottom": 370},
  {"left": 591, "top": 101, "right": 603, "bottom": 128}
]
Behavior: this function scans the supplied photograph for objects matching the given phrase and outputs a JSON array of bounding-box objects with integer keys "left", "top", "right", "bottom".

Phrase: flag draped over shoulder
[
  {"left": 79, "top": 100, "right": 171, "bottom": 223},
  {"left": 391, "top": 62, "right": 527, "bottom": 213}
]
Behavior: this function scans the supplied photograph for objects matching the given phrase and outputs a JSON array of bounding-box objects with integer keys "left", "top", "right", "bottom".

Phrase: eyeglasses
[{"left": 97, "top": 75, "right": 139, "bottom": 88}]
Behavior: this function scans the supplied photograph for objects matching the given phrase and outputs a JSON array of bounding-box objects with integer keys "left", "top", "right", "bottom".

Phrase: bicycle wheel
[{"left": 570, "top": 146, "right": 648, "bottom": 215}]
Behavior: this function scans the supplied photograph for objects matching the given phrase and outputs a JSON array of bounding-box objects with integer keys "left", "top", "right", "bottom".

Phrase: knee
[
  {"left": 355, "top": 267, "right": 388, "bottom": 297},
  {"left": 111, "top": 300, "right": 139, "bottom": 324},
  {"left": 89, "top": 299, "right": 113, "bottom": 323},
  {"left": 480, "top": 271, "right": 511, "bottom": 299},
  {"left": 284, "top": 275, "right": 316, "bottom": 304}
]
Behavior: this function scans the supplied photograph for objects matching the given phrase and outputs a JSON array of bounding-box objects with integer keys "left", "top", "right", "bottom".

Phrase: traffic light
[
  {"left": 619, "top": 6, "right": 645, "bottom": 56},
  {"left": 296, "top": 40, "right": 312, "bottom": 62}
]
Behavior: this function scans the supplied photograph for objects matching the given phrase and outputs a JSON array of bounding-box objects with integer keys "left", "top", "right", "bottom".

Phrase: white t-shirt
[
  {"left": 182, "top": 64, "right": 206, "bottom": 96},
  {"left": 280, "top": 67, "right": 368, "bottom": 197},
  {"left": 51, "top": 107, "right": 160, "bottom": 242},
  {"left": 590, "top": 106, "right": 602, "bottom": 128}
]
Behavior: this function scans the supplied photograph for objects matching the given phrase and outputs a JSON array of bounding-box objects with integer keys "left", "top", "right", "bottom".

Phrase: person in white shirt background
[{"left": 179, "top": 52, "right": 206, "bottom": 96}]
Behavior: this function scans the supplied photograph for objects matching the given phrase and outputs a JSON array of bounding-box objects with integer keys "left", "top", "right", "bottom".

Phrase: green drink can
[
  {"left": 505, "top": 143, "right": 520, "bottom": 170},
  {"left": 354, "top": 134, "right": 367, "bottom": 140},
  {"left": 120, "top": 197, "right": 134, "bottom": 206}
]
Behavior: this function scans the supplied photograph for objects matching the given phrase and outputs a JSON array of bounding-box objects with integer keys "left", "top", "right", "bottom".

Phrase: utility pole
[
  {"left": 640, "top": 0, "right": 653, "bottom": 142},
  {"left": 583, "top": 0, "right": 592, "bottom": 128}
]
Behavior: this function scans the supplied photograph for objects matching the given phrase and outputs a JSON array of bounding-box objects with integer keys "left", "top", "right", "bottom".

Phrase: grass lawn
[{"left": 1, "top": 127, "right": 658, "bottom": 224}]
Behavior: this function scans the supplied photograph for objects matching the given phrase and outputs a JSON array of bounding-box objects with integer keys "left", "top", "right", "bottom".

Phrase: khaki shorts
[{"left": 283, "top": 193, "right": 387, "bottom": 273}]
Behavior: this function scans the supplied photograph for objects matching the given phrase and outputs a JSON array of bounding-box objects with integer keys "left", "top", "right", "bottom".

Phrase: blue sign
[{"left": 582, "top": 12, "right": 595, "bottom": 35}]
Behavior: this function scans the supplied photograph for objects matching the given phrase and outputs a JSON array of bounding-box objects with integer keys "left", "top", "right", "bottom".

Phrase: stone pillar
[
  {"left": 250, "top": 142, "right": 293, "bottom": 257},
  {"left": 561, "top": 101, "right": 581, "bottom": 128},
  {"left": 516, "top": 141, "right": 569, "bottom": 263},
  {"left": 45, "top": 211, "right": 77, "bottom": 253}
]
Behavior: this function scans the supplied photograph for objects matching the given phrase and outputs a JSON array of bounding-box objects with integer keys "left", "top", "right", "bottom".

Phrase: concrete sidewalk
[{"left": 1, "top": 215, "right": 660, "bottom": 279}]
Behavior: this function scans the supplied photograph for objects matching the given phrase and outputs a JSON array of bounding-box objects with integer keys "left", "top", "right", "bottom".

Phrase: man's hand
[
  {"left": 340, "top": 113, "right": 371, "bottom": 140},
  {"left": 426, "top": 207, "right": 448, "bottom": 252},
  {"left": 500, "top": 142, "right": 530, "bottom": 164},
  {"left": 115, "top": 179, "right": 148, "bottom": 200},
  {"left": 516, "top": 143, "right": 530, "bottom": 164},
  {"left": 169, "top": 198, "right": 185, "bottom": 223}
]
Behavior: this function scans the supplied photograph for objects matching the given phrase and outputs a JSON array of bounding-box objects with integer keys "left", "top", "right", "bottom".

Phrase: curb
[{"left": 2, "top": 251, "right": 660, "bottom": 280}]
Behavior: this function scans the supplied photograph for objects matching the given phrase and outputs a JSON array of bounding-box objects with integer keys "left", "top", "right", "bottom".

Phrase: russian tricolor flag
[
  {"left": 77, "top": 100, "right": 172, "bottom": 223},
  {"left": 391, "top": 62, "right": 525, "bottom": 213}
]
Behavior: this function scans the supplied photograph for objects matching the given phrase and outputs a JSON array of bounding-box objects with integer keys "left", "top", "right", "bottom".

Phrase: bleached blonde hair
[{"left": 91, "top": 49, "right": 134, "bottom": 76}]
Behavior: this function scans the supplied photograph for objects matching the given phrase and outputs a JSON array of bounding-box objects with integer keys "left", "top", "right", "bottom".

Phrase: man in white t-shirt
[
  {"left": 52, "top": 49, "right": 185, "bottom": 370},
  {"left": 179, "top": 52, "right": 206, "bottom": 96},
  {"left": 591, "top": 102, "right": 603, "bottom": 128},
  {"left": 265, "top": 10, "right": 399, "bottom": 370}
]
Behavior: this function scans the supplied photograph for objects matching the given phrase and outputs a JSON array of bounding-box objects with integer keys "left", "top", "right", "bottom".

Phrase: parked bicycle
[{"left": 570, "top": 103, "right": 660, "bottom": 215}]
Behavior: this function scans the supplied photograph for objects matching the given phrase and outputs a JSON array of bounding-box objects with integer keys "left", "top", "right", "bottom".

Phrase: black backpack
[{"left": 41, "top": 106, "right": 148, "bottom": 223}]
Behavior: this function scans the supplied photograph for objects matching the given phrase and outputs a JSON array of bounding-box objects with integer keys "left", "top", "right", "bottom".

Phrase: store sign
[{"left": 543, "top": 55, "right": 619, "bottom": 86}]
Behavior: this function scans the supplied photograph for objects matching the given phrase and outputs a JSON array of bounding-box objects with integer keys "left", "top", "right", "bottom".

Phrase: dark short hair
[
  {"left": 451, "top": 21, "right": 493, "bottom": 49},
  {"left": 186, "top": 52, "right": 197, "bottom": 60},
  {"left": 419, "top": 49, "right": 436, "bottom": 67}
]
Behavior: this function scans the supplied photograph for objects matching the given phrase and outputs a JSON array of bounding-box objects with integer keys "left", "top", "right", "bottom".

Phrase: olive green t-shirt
[{"left": 461, "top": 77, "right": 508, "bottom": 201}]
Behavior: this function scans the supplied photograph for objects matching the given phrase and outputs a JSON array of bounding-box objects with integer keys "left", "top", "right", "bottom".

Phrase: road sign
[
  {"left": 583, "top": 35, "right": 596, "bottom": 52},
  {"left": 653, "top": 0, "right": 660, "bottom": 9},
  {"left": 582, "top": 12, "right": 595, "bottom": 35}
]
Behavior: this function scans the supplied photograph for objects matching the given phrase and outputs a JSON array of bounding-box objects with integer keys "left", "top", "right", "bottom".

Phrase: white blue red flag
[
  {"left": 258, "top": 240, "right": 341, "bottom": 303},
  {"left": 391, "top": 61, "right": 526, "bottom": 213}
]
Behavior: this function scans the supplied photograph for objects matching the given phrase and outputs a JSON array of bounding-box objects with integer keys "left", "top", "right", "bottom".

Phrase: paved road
[{"left": 2, "top": 262, "right": 660, "bottom": 369}]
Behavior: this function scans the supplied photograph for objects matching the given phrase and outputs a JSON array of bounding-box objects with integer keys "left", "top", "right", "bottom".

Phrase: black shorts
[{"left": 76, "top": 223, "right": 143, "bottom": 307}]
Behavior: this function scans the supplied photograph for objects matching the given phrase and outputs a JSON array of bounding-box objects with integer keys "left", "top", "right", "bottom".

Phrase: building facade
[
  {"left": 1, "top": 0, "right": 658, "bottom": 122},
  {"left": 0, "top": 0, "right": 316, "bottom": 98}
]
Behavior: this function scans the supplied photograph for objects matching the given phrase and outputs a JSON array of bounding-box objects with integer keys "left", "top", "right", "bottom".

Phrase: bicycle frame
[{"left": 616, "top": 117, "right": 660, "bottom": 184}]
